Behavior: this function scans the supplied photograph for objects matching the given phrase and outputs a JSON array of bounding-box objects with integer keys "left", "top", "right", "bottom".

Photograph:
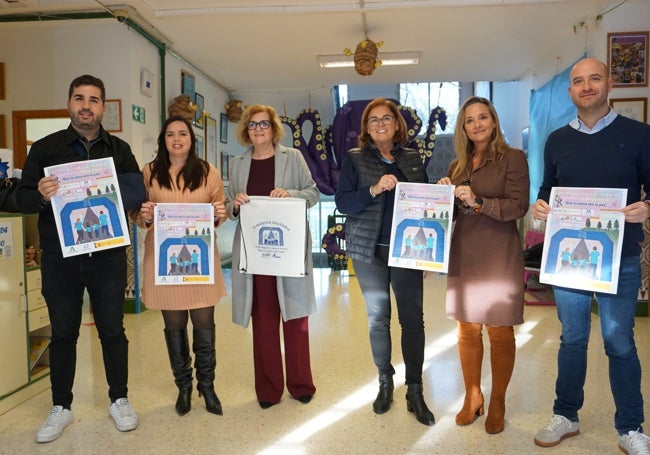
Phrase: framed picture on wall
[
  {"left": 205, "top": 116, "right": 217, "bottom": 165},
  {"left": 607, "top": 31, "right": 648, "bottom": 87},
  {"left": 610, "top": 97, "right": 648, "bottom": 123},
  {"left": 196, "top": 135, "right": 205, "bottom": 160},
  {"left": 103, "top": 99, "right": 122, "bottom": 132},
  {"left": 220, "top": 151, "right": 230, "bottom": 182},
  {"left": 194, "top": 92, "right": 204, "bottom": 129},
  {"left": 220, "top": 113, "right": 228, "bottom": 144},
  {"left": 181, "top": 70, "right": 195, "bottom": 98}
]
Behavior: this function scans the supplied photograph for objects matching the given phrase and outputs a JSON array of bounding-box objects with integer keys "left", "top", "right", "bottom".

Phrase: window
[
  {"left": 399, "top": 82, "right": 460, "bottom": 135},
  {"left": 307, "top": 197, "right": 337, "bottom": 253}
]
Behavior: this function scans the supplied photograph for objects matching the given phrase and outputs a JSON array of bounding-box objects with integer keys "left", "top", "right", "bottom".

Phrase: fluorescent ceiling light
[{"left": 318, "top": 52, "right": 420, "bottom": 68}]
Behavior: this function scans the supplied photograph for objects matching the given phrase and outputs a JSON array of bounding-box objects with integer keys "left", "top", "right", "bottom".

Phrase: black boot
[
  {"left": 406, "top": 383, "right": 435, "bottom": 426},
  {"left": 373, "top": 374, "right": 394, "bottom": 414},
  {"left": 193, "top": 326, "right": 223, "bottom": 416},
  {"left": 164, "top": 328, "right": 193, "bottom": 416}
]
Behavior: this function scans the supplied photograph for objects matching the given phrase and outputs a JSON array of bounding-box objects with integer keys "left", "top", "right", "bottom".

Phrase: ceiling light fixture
[{"left": 317, "top": 51, "right": 421, "bottom": 69}]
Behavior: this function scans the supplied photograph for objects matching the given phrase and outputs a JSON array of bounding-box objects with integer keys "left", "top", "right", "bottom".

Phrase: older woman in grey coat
[{"left": 226, "top": 104, "right": 319, "bottom": 409}]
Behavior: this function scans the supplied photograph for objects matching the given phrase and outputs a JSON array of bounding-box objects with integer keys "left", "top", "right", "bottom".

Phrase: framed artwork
[
  {"left": 194, "top": 92, "right": 204, "bottom": 129},
  {"left": 220, "top": 152, "right": 230, "bottom": 182},
  {"left": 195, "top": 135, "right": 205, "bottom": 160},
  {"left": 610, "top": 97, "right": 648, "bottom": 123},
  {"left": 181, "top": 70, "right": 195, "bottom": 98},
  {"left": 0, "top": 62, "right": 5, "bottom": 100},
  {"left": 205, "top": 116, "right": 217, "bottom": 165},
  {"left": 220, "top": 113, "right": 228, "bottom": 144},
  {"left": 103, "top": 99, "right": 123, "bottom": 132},
  {"left": 607, "top": 31, "right": 648, "bottom": 87}
]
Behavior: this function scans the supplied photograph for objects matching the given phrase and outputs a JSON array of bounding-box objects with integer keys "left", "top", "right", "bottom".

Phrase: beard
[{"left": 70, "top": 109, "right": 103, "bottom": 131}]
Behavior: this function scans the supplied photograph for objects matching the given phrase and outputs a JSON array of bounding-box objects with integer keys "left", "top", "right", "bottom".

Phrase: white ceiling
[{"left": 0, "top": 0, "right": 617, "bottom": 93}]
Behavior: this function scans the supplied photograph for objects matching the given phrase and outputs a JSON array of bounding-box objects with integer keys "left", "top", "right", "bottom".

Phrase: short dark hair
[{"left": 68, "top": 75, "right": 106, "bottom": 102}]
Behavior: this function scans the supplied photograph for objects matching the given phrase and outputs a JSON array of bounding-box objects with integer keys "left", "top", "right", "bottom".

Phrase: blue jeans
[
  {"left": 552, "top": 256, "right": 644, "bottom": 434},
  {"left": 352, "top": 245, "right": 425, "bottom": 384},
  {"left": 41, "top": 248, "right": 129, "bottom": 408}
]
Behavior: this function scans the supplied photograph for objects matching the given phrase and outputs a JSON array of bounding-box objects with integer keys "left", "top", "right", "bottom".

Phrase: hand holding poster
[
  {"left": 388, "top": 182, "right": 455, "bottom": 272},
  {"left": 44, "top": 157, "right": 131, "bottom": 257},
  {"left": 238, "top": 196, "right": 307, "bottom": 277},
  {"left": 539, "top": 187, "right": 627, "bottom": 294},
  {"left": 153, "top": 203, "right": 215, "bottom": 285}
]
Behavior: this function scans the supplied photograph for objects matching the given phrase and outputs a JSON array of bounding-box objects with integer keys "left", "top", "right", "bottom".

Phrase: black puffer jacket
[{"left": 336, "top": 144, "right": 427, "bottom": 263}]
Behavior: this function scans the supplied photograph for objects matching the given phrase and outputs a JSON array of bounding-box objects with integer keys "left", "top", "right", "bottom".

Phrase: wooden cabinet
[{"left": 0, "top": 214, "right": 50, "bottom": 414}]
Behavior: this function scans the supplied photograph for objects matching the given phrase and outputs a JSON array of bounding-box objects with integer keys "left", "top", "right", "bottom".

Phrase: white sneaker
[
  {"left": 534, "top": 414, "right": 580, "bottom": 447},
  {"left": 35, "top": 405, "right": 74, "bottom": 443},
  {"left": 619, "top": 429, "right": 650, "bottom": 455},
  {"left": 109, "top": 398, "right": 139, "bottom": 432}
]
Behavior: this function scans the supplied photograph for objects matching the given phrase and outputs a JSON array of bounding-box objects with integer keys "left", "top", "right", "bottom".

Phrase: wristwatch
[{"left": 473, "top": 196, "right": 483, "bottom": 214}]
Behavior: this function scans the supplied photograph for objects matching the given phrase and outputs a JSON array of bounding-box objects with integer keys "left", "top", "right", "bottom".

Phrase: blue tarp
[{"left": 528, "top": 55, "right": 584, "bottom": 204}]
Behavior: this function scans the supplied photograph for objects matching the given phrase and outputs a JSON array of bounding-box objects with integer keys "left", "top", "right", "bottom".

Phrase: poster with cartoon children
[
  {"left": 539, "top": 187, "right": 627, "bottom": 294},
  {"left": 388, "top": 182, "right": 455, "bottom": 272},
  {"left": 153, "top": 203, "right": 215, "bottom": 285},
  {"left": 45, "top": 157, "right": 130, "bottom": 257}
]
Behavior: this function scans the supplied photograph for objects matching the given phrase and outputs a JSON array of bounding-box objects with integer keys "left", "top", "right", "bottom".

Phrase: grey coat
[{"left": 225, "top": 144, "right": 320, "bottom": 327}]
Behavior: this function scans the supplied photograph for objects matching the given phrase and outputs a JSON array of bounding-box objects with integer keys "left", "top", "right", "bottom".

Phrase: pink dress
[{"left": 140, "top": 163, "right": 227, "bottom": 310}]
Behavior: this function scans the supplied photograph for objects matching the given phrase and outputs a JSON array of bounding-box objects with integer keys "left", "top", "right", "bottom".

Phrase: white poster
[
  {"left": 540, "top": 187, "right": 627, "bottom": 294},
  {"left": 388, "top": 182, "right": 455, "bottom": 272},
  {"left": 44, "top": 157, "right": 131, "bottom": 257},
  {"left": 238, "top": 196, "right": 307, "bottom": 277},
  {"left": 153, "top": 203, "right": 215, "bottom": 285}
]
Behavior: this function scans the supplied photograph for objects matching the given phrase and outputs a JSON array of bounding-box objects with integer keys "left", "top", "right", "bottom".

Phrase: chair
[{"left": 523, "top": 230, "right": 554, "bottom": 306}]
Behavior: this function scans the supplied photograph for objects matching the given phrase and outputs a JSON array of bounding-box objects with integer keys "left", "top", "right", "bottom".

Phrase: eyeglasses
[
  {"left": 247, "top": 120, "right": 272, "bottom": 130},
  {"left": 367, "top": 115, "right": 394, "bottom": 127}
]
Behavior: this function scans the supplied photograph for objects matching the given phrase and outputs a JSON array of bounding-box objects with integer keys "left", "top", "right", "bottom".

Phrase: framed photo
[
  {"left": 181, "top": 70, "right": 195, "bottom": 98},
  {"left": 220, "top": 152, "right": 230, "bottom": 182},
  {"left": 205, "top": 116, "right": 217, "bottom": 165},
  {"left": 194, "top": 92, "right": 204, "bottom": 129},
  {"left": 610, "top": 97, "right": 648, "bottom": 123},
  {"left": 140, "top": 69, "right": 154, "bottom": 97},
  {"left": 607, "top": 31, "right": 648, "bottom": 87},
  {"left": 195, "top": 135, "right": 205, "bottom": 160},
  {"left": 103, "top": 99, "right": 122, "bottom": 132},
  {"left": 220, "top": 113, "right": 228, "bottom": 144}
]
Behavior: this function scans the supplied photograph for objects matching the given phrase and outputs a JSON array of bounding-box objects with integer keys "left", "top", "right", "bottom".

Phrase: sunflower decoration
[{"left": 344, "top": 39, "right": 384, "bottom": 76}]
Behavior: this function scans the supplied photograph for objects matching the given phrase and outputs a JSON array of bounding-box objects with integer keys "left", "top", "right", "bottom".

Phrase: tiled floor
[{"left": 1, "top": 269, "right": 648, "bottom": 454}]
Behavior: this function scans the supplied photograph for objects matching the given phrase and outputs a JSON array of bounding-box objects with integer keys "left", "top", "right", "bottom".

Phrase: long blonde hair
[{"left": 450, "top": 97, "right": 509, "bottom": 180}]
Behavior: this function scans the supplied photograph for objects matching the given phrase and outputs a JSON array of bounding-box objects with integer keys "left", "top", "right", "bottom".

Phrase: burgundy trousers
[{"left": 251, "top": 275, "right": 316, "bottom": 403}]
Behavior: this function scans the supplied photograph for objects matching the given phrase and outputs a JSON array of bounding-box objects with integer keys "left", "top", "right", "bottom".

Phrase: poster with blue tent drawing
[
  {"left": 388, "top": 182, "right": 454, "bottom": 273},
  {"left": 154, "top": 203, "right": 214, "bottom": 285},
  {"left": 44, "top": 157, "right": 130, "bottom": 257},
  {"left": 539, "top": 187, "right": 627, "bottom": 294}
]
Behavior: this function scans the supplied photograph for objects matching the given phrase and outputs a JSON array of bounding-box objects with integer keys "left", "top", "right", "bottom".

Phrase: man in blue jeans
[
  {"left": 532, "top": 57, "right": 650, "bottom": 454},
  {"left": 16, "top": 75, "right": 140, "bottom": 443}
]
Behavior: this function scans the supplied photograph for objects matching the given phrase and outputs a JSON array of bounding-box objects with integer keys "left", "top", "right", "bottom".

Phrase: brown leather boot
[
  {"left": 455, "top": 322, "right": 485, "bottom": 426},
  {"left": 485, "top": 325, "right": 515, "bottom": 434}
]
